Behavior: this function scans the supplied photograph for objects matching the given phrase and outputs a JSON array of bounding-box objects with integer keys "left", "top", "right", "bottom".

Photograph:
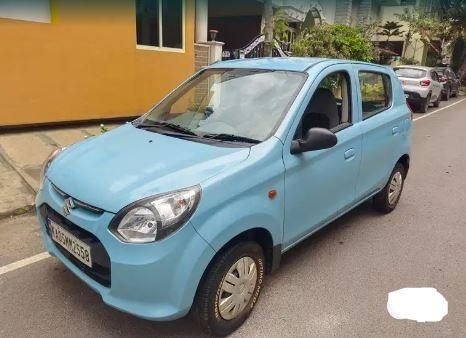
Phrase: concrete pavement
[
  {"left": 1, "top": 96, "right": 466, "bottom": 337},
  {"left": 0, "top": 123, "right": 120, "bottom": 217}
]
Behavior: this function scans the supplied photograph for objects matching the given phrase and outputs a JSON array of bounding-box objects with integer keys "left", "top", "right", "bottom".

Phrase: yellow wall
[{"left": 0, "top": 0, "right": 195, "bottom": 126}]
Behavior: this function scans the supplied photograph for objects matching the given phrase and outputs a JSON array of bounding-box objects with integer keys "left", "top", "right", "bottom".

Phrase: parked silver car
[{"left": 394, "top": 66, "right": 443, "bottom": 113}]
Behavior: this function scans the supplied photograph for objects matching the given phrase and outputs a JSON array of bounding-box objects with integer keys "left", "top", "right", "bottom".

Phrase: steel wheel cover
[
  {"left": 217, "top": 257, "right": 258, "bottom": 320},
  {"left": 388, "top": 171, "right": 403, "bottom": 205}
]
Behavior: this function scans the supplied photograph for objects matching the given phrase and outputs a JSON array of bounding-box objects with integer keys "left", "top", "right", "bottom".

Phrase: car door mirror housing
[{"left": 291, "top": 128, "right": 338, "bottom": 154}]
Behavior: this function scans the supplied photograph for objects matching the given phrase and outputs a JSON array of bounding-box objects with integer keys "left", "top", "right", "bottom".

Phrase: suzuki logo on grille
[{"left": 63, "top": 197, "right": 76, "bottom": 216}]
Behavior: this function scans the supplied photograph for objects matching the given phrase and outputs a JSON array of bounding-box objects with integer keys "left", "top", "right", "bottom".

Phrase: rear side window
[
  {"left": 394, "top": 68, "right": 426, "bottom": 79},
  {"left": 359, "top": 72, "right": 392, "bottom": 120}
]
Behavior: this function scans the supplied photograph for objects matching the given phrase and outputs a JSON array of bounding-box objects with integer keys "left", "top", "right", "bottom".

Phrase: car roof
[
  {"left": 394, "top": 65, "right": 433, "bottom": 71},
  {"left": 208, "top": 57, "right": 383, "bottom": 72}
]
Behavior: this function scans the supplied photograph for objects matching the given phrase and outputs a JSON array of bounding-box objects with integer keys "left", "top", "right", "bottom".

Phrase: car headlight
[
  {"left": 110, "top": 186, "right": 201, "bottom": 243},
  {"left": 39, "top": 147, "right": 66, "bottom": 190}
]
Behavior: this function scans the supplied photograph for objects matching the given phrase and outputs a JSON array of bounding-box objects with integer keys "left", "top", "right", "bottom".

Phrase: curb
[{"left": 0, "top": 204, "right": 36, "bottom": 221}]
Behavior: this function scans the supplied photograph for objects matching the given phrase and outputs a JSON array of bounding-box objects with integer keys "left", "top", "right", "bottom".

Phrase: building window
[
  {"left": 0, "top": 0, "right": 51, "bottom": 23},
  {"left": 136, "top": 0, "right": 184, "bottom": 50}
]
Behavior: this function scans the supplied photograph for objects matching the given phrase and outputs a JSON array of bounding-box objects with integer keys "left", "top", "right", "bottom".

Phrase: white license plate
[{"left": 49, "top": 220, "right": 92, "bottom": 268}]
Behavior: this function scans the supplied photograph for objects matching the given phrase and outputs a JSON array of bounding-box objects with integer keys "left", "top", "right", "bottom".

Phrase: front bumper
[{"left": 36, "top": 179, "right": 216, "bottom": 321}]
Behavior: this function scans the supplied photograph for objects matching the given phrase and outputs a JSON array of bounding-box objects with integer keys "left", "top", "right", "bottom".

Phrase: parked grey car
[
  {"left": 435, "top": 66, "right": 460, "bottom": 100},
  {"left": 394, "top": 66, "right": 443, "bottom": 113}
]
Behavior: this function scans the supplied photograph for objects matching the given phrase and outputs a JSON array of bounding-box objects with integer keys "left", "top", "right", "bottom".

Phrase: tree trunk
[{"left": 263, "top": 0, "right": 274, "bottom": 57}]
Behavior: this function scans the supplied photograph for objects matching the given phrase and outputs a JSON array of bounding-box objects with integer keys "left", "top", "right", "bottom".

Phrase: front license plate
[{"left": 49, "top": 220, "right": 92, "bottom": 268}]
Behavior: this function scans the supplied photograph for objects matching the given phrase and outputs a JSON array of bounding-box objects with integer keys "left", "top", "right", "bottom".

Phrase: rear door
[{"left": 355, "top": 66, "right": 405, "bottom": 198}]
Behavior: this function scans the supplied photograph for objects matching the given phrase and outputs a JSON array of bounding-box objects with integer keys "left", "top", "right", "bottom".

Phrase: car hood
[{"left": 47, "top": 124, "right": 250, "bottom": 213}]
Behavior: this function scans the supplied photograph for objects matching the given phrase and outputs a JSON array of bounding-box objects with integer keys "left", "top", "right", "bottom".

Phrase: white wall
[{"left": 0, "top": 0, "right": 51, "bottom": 23}]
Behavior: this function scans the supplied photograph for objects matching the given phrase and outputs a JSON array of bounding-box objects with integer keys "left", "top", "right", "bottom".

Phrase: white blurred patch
[{"left": 387, "top": 288, "right": 448, "bottom": 323}]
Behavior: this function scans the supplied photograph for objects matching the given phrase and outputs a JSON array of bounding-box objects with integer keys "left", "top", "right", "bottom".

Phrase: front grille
[
  {"left": 40, "top": 204, "right": 111, "bottom": 287},
  {"left": 52, "top": 184, "right": 104, "bottom": 215}
]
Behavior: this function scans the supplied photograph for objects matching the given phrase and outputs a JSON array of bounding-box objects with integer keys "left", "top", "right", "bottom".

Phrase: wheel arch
[
  {"left": 215, "top": 228, "right": 279, "bottom": 274},
  {"left": 397, "top": 154, "right": 410, "bottom": 176}
]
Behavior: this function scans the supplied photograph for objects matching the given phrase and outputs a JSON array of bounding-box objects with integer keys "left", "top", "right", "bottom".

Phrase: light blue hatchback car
[{"left": 36, "top": 58, "right": 411, "bottom": 336}]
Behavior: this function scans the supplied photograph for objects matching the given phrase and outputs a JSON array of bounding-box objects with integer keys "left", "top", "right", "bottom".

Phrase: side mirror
[{"left": 291, "top": 128, "right": 337, "bottom": 155}]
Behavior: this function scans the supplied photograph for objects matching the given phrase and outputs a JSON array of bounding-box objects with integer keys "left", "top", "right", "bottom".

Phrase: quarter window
[
  {"left": 136, "top": 0, "right": 184, "bottom": 50},
  {"left": 359, "top": 72, "right": 391, "bottom": 119}
]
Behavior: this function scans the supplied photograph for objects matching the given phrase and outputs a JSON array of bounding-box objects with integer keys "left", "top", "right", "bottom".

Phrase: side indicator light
[{"left": 268, "top": 190, "right": 277, "bottom": 200}]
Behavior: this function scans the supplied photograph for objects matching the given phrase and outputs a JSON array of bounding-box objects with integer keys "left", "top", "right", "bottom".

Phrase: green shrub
[{"left": 292, "top": 24, "right": 374, "bottom": 62}]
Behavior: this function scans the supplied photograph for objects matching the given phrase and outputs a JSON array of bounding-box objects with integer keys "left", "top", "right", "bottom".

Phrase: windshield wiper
[
  {"left": 203, "top": 133, "right": 260, "bottom": 144},
  {"left": 136, "top": 121, "right": 198, "bottom": 137}
]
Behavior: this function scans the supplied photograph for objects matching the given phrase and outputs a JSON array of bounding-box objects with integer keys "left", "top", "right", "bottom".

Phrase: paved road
[{"left": 1, "top": 97, "right": 465, "bottom": 337}]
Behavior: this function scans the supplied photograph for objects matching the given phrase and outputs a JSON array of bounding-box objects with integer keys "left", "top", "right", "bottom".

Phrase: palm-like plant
[{"left": 378, "top": 21, "right": 405, "bottom": 43}]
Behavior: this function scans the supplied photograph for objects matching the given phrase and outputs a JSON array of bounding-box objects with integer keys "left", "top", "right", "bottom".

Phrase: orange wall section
[{"left": 0, "top": 0, "right": 196, "bottom": 127}]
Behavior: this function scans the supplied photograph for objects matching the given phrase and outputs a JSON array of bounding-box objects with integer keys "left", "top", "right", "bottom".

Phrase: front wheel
[
  {"left": 192, "top": 241, "right": 265, "bottom": 336},
  {"left": 373, "top": 163, "right": 406, "bottom": 214}
]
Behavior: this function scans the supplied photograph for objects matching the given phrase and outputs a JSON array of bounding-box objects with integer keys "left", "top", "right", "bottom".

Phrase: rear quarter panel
[{"left": 353, "top": 65, "right": 411, "bottom": 198}]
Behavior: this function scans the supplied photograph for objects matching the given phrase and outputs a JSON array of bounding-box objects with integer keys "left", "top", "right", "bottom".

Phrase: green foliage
[
  {"left": 361, "top": 82, "right": 384, "bottom": 101},
  {"left": 378, "top": 21, "right": 404, "bottom": 42},
  {"left": 292, "top": 24, "right": 374, "bottom": 62},
  {"left": 451, "top": 37, "right": 465, "bottom": 73},
  {"left": 273, "top": 10, "right": 289, "bottom": 42},
  {"left": 395, "top": 7, "right": 459, "bottom": 60},
  {"left": 357, "top": 20, "right": 380, "bottom": 41},
  {"left": 439, "top": 0, "right": 466, "bottom": 34}
]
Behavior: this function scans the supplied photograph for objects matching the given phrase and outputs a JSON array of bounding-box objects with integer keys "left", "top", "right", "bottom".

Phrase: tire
[
  {"left": 192, "top": 241, "right": 265, "bottom": 336},
  {"left": 433, "top": 94, "right": 441, "bottom": 107},
  {"left": 442, "top": 88, "right": 451, "bottom": 101},
  {"left": 373, "top": 163, "right": 406, "bottom": 214},
  {"left": 419, "top": 95, "right": 430, "bottom": 113}
]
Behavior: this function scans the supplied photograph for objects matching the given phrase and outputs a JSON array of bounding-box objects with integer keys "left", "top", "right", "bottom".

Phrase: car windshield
[
  {"left": 435, "top": 69, "right": 446, "bottom": 75},
  {"left": 394, "top": 68, "right": 427, "bottom": 79},
  {"left": 140, "top": 68, "right": 306, "bottom": 142}
]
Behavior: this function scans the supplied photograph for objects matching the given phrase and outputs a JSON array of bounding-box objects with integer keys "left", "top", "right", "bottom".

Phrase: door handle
[
  {"left": 344, "top": 149, "right": 355, "bottom": 160},
  {"left": 392, "top": 126, "right": 400, "bottom": 135}
]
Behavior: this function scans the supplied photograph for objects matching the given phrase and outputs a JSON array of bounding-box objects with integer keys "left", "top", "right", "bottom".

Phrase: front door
[{"left": 283, "top": 68, "right": 362, "bottom": 248}]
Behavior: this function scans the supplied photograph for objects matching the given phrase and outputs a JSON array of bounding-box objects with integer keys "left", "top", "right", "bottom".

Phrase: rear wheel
[
  {"left": 373, "top": 163, "right": 406, "bottom": 214},
  {"left": 442, "top": 88, "right": 451, "bottom": 101},
  {"left": 192, "top": 241, "right": 265, "bottom": 336},
  {"left": 433, "top": 94, "right": 441, "bottom": 107},
  {"left": 419, "top": 95, "right": 430, "bottom": 113}
]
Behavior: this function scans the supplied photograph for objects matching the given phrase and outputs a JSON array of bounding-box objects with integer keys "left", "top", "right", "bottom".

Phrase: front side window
[
  {"left": 359, "top": 72, "right": 391, "bottom": 119},
  {"left": 297, "top": 71, "right": 352, "bottom": 137},
  {"left": 140, "top": 69, "right": 306, "bottom": 142},
  {"left": 136, "top": 0, "right": 184, "bottom": 49}
]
